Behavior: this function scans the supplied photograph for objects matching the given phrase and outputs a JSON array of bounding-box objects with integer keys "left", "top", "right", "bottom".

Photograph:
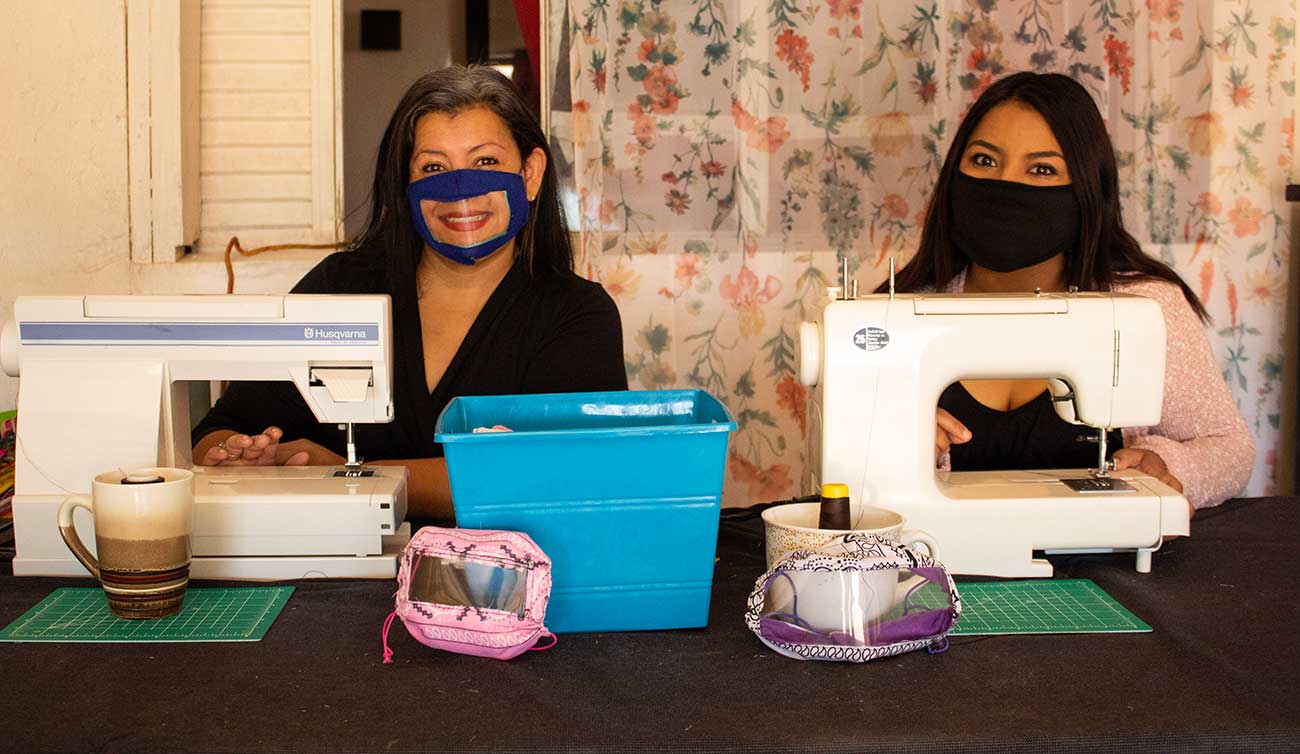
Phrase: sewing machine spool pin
[{"left": 838, "top": 257, "right": 859, "bottom": 301}]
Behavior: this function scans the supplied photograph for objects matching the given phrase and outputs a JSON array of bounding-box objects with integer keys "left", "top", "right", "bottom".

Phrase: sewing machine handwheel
[
  {"left": 799, "top": 321, "right": 821, "bottom": 387},
  {"left": 0, "top": 318, "right": 19, "bottom": 377}
]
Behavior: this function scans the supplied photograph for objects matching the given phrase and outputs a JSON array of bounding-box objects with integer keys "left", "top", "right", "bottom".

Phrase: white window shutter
[
  {"left": 197, "top": 0, "right": 341, "bottom": 255},
  {"left": 127, "top": 0, "right": 202, "bottom": 263}
]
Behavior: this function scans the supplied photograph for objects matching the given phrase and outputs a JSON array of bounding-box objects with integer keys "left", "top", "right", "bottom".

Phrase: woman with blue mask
[
  {"left": 191, "top": 66, "right": 627, "bottom": 519},
  {"left": 887, "top": 72, "right": 1253, "bottom": 512}
]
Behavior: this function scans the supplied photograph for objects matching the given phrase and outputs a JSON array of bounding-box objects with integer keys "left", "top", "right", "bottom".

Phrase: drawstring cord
[
  {"left": 382, "top": 610, "right": 398, "bottom": 664},
  {"left": 381, "top": 550, "right": 419, "bottom": 665}
]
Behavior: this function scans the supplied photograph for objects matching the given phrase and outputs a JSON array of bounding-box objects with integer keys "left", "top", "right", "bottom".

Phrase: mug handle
[
  {"left": 897, "top": 529, "right": 940, "bottom": 562},
  {"left": 895, "top": 529, "right": 942, "bottom": 595},
  {"left": 57, "top": 495, "right": 100, "bottom": 579}
]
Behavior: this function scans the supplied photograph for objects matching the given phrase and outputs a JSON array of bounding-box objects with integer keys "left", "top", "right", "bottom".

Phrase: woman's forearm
[{"left": 370, "top": 456, "right": 455, "bottom": 520}]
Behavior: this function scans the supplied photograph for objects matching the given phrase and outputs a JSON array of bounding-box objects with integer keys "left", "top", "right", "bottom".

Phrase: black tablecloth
[{"left": 2, "top": 497, "right": 1298, "bottom": 754}]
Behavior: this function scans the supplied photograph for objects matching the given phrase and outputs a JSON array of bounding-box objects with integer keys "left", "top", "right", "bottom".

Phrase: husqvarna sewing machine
[
  {"left": 0, "top": 294, "right": 410, "bottom": 580},
  {"left": 799, "top": 266, "right": 1190, "bottom": 577}
]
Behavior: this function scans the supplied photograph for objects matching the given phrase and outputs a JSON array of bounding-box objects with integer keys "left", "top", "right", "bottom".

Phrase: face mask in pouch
[
  {"left": 381, "top": 526, "right": 555, "bottom": 662},
  {"left": 746, "top": 533, "right": 962, "bottom": 662},
  {"left": 949, "top": 172, "right": 1080, "bottom": 272},
  {"left": 406, "top": 168, "right": 532, "bottom": 265}
]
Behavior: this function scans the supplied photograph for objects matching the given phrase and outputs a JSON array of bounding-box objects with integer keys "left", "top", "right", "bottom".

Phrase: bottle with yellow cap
[{"left": 818, "top": 482, "right": 852, "bottom": 530}]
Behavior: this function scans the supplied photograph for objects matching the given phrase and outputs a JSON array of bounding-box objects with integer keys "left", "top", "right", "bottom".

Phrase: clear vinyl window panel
[{"left": 410, "top": 555, "right": 528, "bottom": 617}]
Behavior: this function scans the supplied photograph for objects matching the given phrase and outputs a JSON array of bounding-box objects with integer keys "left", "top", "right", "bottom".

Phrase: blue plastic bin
[{"left": 435, "top": 389, "right": 736, "bottom": 633}]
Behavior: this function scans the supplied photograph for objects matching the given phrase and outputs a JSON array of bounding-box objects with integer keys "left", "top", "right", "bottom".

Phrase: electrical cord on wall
[{"left": 223, "top": 236, "right": 352, "bottom": 294}]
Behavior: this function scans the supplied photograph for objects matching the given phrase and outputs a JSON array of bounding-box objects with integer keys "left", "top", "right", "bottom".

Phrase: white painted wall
[
  {"left": 0, "top": 2, "right": 133, "bottom": 414},
  {"left": 342, "top": 0, "right": 465, "bottom": 238}
]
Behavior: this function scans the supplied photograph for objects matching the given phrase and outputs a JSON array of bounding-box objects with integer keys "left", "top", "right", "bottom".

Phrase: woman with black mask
[{"left": 888, "top": 71, "right": 1254, "bottom": 512}]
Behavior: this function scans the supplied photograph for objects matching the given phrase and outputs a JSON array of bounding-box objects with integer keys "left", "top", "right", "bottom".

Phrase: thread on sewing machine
[
  {"left": 852, "top": 294, "right": 897, "bottom": 528},
  {"left": 12, "top": 430, "right": 80, "bottom": 526},
  {"left": 15, "top": 425, "right": 79, "bottom": 497}
]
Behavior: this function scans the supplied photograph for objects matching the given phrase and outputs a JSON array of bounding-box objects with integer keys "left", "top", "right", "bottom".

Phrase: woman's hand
[
  {"left": 197, "top": 427, "right": 315, "bottom": 467},
  {"left": 274, "top": 439, "right": 345, "bottom": 466},
  {"left": 1114, "top": 448, "right": 1194, "bottom": 520},
  {"left": 1111, "top": 448, "right": 1183, "bottom": 493},
  {"left": 936, "top": 408, "right": 972, "bottom": 460}
]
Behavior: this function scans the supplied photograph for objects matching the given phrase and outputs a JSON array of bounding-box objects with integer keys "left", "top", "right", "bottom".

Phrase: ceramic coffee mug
[
  {"left": 761, "top": 502, "right": 939, "bottom": 569},
  {"left": 58, "top": 467, "right": 194, "bottom": 620},
  {"left": 761, "top": 502, "right": 942, "bottom": 635}
]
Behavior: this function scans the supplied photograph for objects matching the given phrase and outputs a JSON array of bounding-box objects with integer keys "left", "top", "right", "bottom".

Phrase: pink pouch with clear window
[{"left": 381, "top": 526, "right": 555, "bottom": 662}]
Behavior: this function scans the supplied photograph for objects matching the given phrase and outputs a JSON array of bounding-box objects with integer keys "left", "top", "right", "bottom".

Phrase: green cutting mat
[
  {"left": 0, "top": 587, "right": 294, "bottom": 643},
  {"left": 944, "top": 579, "right": 1151, "bottom": 635}
]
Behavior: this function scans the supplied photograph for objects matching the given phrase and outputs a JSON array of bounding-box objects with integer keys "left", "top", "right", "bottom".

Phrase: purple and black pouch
[{"left": 745, "top": 533, "right": 962, "bottom": 662}]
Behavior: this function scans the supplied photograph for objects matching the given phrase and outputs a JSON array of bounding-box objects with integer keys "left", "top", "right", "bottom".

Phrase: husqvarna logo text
[{"left": 853, "top": 327, "right": 889, "bottom": 351}]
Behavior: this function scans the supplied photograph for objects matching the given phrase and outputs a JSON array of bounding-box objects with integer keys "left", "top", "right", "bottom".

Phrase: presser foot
[{"left": 339, "top": 421, "right": 367, "bottom": 475}]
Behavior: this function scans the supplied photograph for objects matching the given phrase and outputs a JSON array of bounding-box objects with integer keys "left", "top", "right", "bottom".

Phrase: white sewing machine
[
  {"left": 1, "top": 294, "right": 410, "bottom": 580},
  {"left": 799, "top": 270, "right": 1190, "bottom": 577}
]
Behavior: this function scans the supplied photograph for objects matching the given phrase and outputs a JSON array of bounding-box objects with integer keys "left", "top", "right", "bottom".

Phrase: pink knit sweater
[{"left": 939, "top": 272, "right": 1255, "bottom": 508}]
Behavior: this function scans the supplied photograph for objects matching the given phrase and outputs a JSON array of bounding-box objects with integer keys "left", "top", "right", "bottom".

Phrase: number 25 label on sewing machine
[
  {"left": 1062, "top": 478, "right": 1137, "bottom": 493},
  {"left": 853, "top": 327, "right": 889, "bottom": 351}
]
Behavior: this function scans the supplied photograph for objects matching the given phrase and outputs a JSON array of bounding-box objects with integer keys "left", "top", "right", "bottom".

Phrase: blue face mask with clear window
[{"left": 406, "top": 169, "right": 532, "bottom": 266}]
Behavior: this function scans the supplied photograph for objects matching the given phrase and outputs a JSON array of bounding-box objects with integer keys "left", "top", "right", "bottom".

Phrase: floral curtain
[{"left": 545, "top": 0, "right": 1296, "bottom": 505}]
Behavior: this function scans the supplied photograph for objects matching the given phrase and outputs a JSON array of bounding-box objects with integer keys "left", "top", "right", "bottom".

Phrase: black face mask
[{"left": 948, "top": 172, "right": 1081, "bottom": 273}]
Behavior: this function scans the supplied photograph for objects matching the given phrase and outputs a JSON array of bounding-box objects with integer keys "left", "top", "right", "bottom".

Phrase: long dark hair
[
  {"left": 888, "top": 71, "right": 1208, "bottom": 321},
  {"left": 352, "top": 65, "right": 573, "bottom": 288}
]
